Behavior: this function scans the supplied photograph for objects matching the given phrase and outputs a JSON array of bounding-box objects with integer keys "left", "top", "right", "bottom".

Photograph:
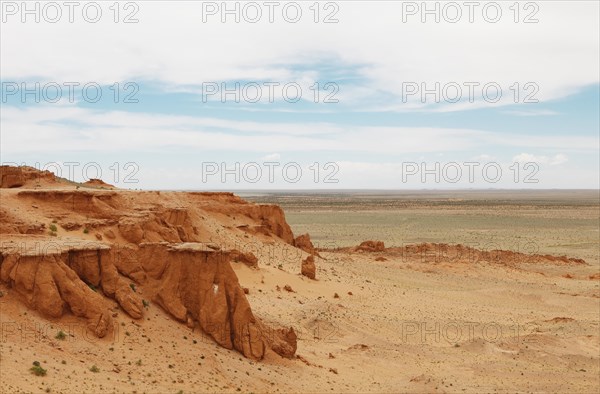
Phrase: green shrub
[
  {"left": 49, "top": 224, "right": 57, "bottom": 232},
  {"left": 83, "top": 228, "right": 89, "bottom": 234},
  {"left": 129, "top": 283, "right": 136, "bottom": 292},
  {"left": 89, "top": 365, "right": 100, "bottom": 373},
  {"left": 30, "top": 362, "right": 47, "bottom": 376},
  {"left": 55, "top": 331, "right": 66, "bottom": 340}
]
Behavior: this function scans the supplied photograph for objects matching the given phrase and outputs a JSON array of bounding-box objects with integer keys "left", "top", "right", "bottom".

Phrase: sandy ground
[{"left": 1, "top": 186, "right": 599, "bottom": 393}]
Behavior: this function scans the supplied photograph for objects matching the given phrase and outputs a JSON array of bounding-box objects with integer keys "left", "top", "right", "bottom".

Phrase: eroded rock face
[
  {"left": 301, "top": 255, "right": 316, "bottom": 280},
  {"left": 230, "top": 249, "right": 259, "bottom": 269},
  {"left": 356, "top": 240, "right": 385, "bottom": 252},
  {"left": 262, "top": 325, "right": 297, "bottom": 358},
  {"left": 0, "top": 241, "right": 143, "bottom": 337},
  {"left": 294, "top": 233, "right": 321, "bottom": 257},
  {"left": 0, "top": 172, "right": 299, "bottom": 360},
  {"left": 84, "top": 178, "right": 115, "bottom": 188},
  {"left": 252, "top": 205, "right": 295, "bottom": 244},
  {"left": 0, "top": 166, "right": 56, "bottom": 188},
  {"left": 0, "top": 251, "right": 111, "bottom": 337},
  {"left": 201, "top": 200, "right": 295, "bottom": 244},
  {"left": 137, "top": 243, "right": 295, "bottom": 360},
  {"left": 0, "top": 166, "right": 24, "bottom": 188}
]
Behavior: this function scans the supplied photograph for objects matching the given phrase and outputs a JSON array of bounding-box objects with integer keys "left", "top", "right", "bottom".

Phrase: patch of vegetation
[
  {"left": 87, "top": 283, "right": 97, "bottom": 292},
  {"left": 142, "top": 299, "right": 149, "bottom": 308},
  {"left": 30, "top": 361, "right": 47, "bottom": 376},
  {"left": 136, "top": 359, "right": 142, "bottom": 366},
  {"left": 129, "top": 283, "right": 136, "bottom": 292},
  {"left": 83, "top": 227, "right": 89, "bottom": 234},
  {"left": 55, "top": 330, "right": 66, "bottom": 340},
  {"left": 48, "top": 230, "right": 57, "bottom": 237},
  {"left": 48, "top": 224, "right": 57, "bottom": 232},
  {"left": 89, "top": 365, "right": 100, "bottom": 373}
]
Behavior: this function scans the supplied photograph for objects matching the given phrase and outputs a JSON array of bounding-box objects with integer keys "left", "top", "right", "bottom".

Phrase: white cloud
[
  {"left": 1, "top": 2, "right": 598, "bottom": 110},
  {"left": 261, "top": 153, "right": 281, "bottom": 161},
  {"left": 472, "top": 154, "right": 495, "bottom": 161},
  {"left": 513, "top": 153, "right": 569, "bottom": 166},
  {"left": 2, "top": 106, "right": 598, "bottom": 157}
]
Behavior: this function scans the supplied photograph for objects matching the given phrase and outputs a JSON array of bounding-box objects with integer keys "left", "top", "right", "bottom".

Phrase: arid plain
[{"left": 1, "top": 168, "right": 598, "bottom": 393}]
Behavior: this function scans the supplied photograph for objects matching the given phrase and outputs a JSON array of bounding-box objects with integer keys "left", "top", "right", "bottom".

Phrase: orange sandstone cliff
[{"left": 0, "top": 166, "right": 300, "bottom": 360}]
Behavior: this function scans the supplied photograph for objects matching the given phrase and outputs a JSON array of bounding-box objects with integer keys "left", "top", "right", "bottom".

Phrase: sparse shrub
[
  {"left": 30, "top": 362, "right": 47, "bottom": 376},
  {"left": 136, "top": 359, "right": 142, "bottom": 366},
  {"left": 129, "top": 283, "right": 136, "bottom": 292},
  {"left": 89, "top": 365, "right": 100, "bottom": 373},
  {"left": 142, "top": 299, "right": 149, "bottom": 308},
  {"left": 87, "top": 283, "right": 97, "bottom": 292},
  {"left": 49, "top": 224, "right": 57, "bottom": 232},
  {"left": 55, "top": 331, "right": 66, "bottom": 340},
  {"left": 48, "top": 231, "right": 57, "bottom": 237},
  {"left": 83, "top": 228, "right": 89, "bottom": 234}
]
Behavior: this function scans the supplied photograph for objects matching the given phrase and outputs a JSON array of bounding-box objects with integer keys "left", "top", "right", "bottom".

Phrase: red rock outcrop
[
  {"left": 0, "top": 166, "right": 57, "bottom": 188},
  {"left": 356, "top": 240, "right": 385, "bottom": 252},
  {"left": 230, "top": 249, "right": 259, "bottom": 269},
  {"left": 294, "top": 233, "right": 321, "bottom": 257},
  {"left": 137, "top": 243, "right": 294, "bottom": 360},
  {"left": 301, "top": 255, "right": 316, "bottom": 279},
  {"left": 0, "top": 240, "right": 144, "bottom": 337},
  {"left": 0, "top": 167, "right": 299, "bottom": 361},
  {"left": 84, "top": 178, "right": 115, "bottom": 188}
]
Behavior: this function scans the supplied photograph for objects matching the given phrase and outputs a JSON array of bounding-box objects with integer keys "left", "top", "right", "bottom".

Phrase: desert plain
[{"left": 0, "top": 167, "right": 598, "bottom": 393}]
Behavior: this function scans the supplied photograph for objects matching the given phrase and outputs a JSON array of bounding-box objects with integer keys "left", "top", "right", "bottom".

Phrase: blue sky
[{"left": 1, "top": 1, "right": 598, "bottom": 189}]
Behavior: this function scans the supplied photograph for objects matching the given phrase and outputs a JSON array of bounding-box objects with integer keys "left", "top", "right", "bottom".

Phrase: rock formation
[
  {"left": 294, "top": 233, "right": 321, "bottom": 257},
  {"left": 356, "top": 240, "right": 385, "bottom": 252},
  {"left": 0, "top": 166, "right": 300, "bottom": 361},
  {"left": 301, "top": 255, "right": 316, "bottom": 279},
  {"left": 0, "top": 240, "right": 142, "bottom": 337},
  {"left": 0, "top": 165, "right": 57, "bottom": 188}
]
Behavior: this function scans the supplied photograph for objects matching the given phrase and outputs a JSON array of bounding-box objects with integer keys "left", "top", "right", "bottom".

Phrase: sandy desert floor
[{"left": 1, "top": 184, "right": 599, "bottom": 393}]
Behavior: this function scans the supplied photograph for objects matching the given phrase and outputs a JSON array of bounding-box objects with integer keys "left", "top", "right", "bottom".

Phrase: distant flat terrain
[{"left": 245, "top": 190, "right": 600, "bottom": 265}]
